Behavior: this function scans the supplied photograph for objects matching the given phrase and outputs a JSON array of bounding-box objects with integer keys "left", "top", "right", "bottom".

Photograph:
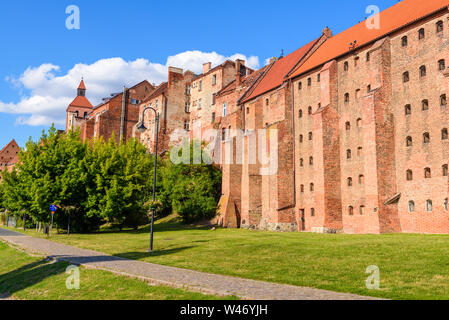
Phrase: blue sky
[{"left": 0, "top": 0, "right": 398, "bottom": 148}]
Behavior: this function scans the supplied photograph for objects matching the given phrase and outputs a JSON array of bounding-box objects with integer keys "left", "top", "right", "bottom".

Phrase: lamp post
[{"left": 137, "top": 106, "right": 160, "bottom": 252}]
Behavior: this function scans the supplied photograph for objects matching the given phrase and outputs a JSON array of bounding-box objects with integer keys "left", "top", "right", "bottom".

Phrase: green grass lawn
[
  {"left": 0, "top": 240, "right": 235, "bottom": 300},
  {"left": 6, "top": 216, "right": 449, "bottom": 300}
]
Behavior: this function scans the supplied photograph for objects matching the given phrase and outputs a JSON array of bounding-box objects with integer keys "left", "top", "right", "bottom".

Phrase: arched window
[
  {"left": 308, "top": 132, "right": 313, "bottom": 141},
  {"left": 406, "top": 136, "right": 413, "bottom": 147},
  {"left": 308, "top": 106, "right": 313, "bottom": 115},
  {"left": 317, "top": 74, "right": 321, "bottom": 82},
  {"left": 299, "top": 134, "right": 303, "bottom": 143},
  {"left": 344, "top": 93, "right": 350, "bottom": 103},
  {"left": 349, "top": 206, "right": 354, "bottom": 216},
  {"left": 344, "top": 61, "right": 349, "bottom": 71},
  {"left": 265, "top": 99, "right": 269, "bottom": 106},
  {"left": 345, "top": 121, "right": 351, "bottom": 131},
  {"left": 426, "top": 200, "right": 433, "bottom": 212},
  {"left": 408, "top": 201, "right": 415, "bottom": 213},
  {"left": 300, "top": 184, "right": 304, "bottom": 193},
  {"left": 406, "top": 170, "right": 413, "bottom": 181},
  {"left": 357, "top": 118, "right": 362, "bottom": 127},
  {"left": 310, "top": 183, "right": 314, "bottom": 192},
  {"left": 348, "top": 177, "right": 353, "bottom": 187},
  {"left": 438, "top": 59, "right": 446, "bottom": 71},
  {"left": 359, "top": 175, "right": 365, "bottom": 185},
  {"left": 443, "top": 164, "right": 448, "bottom": 177},
  {"left": 307, "top": 78, "right": 312, "bottom": 86},
  {"left": 347, "top": 149, "right": 352, "bottom": 160},
  {"left": 299, "top": 109, "right": 303, "bottom": 118},
  {"left": 423, "top": 132, "right": 430, "bottom": 144},
  {"left": 418, "top": 28, "right": 425, "bottom": 40},
  {"left": 422, "top": 99, "right": 429, "bottom": 111},
  {"left": 300, "top": 158, "right": 304, "bottom": 167},
  {"left": 442, "top": 128, "right": 448, "bottom": 140},
  {"left": 298, "top": 82, "right": 302, "bottom": 90},
  {"left": 403, "top": 71, "right": 409, "bottom": 83},
  {"left": 360, "top": 206, "right": 365, "bottom": 215},
  {"left": 441, "top": 94, "right": 447, "bottom": 106},
  {"left": 436, "top": 21, "right": 444, "bottom": 33},
  {"left": 401, "top": 36, "right": 408, "bottom": 47},
  {"left": 424, "top": 167, "right": 432, "bottom": 179},
  {"left": 420, "top": 65, "right": 426, "bottom": 77},
  {"left": 309, "top": 157, "right": 314, "bottom": 166},
  {"left": 366, "top": 52, "right": 370, "bottom": 62},
  {"left": 405, "top": 104, "right": 412, "bottom": 115},
  {"left": 311, "top": 208, "right": 315, "bottom": 217}
]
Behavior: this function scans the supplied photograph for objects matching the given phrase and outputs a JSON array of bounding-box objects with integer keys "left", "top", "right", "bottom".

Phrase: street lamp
[{"left": 137, "top": 106, "right": 160, "bottom": 252}]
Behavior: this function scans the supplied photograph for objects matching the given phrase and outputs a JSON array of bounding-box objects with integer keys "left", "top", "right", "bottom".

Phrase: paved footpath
[{"left": 0, "top": 227, "right": 379, "bottom": 300}]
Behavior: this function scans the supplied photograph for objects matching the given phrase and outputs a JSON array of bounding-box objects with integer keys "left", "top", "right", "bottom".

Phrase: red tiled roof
[
  {"left": 241, "top": 38, "right": 320, "bottom": 103},
  {"left": 68, "top": 95, "right": 93, "bottom": 109},
  {"left": 78, "top": 79, "right": 86, "bottom": 90},
  {"left": 289, "top": 0, "right": 449, "bottom": 79}
]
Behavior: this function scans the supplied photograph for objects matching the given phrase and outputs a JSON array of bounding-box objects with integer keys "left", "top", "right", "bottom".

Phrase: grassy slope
[
  {"left": 7, "top": 216, "right": 449, "bottom": 300},
  {"left": 0, "top": 241, "right": 234, "bottom": 300}
]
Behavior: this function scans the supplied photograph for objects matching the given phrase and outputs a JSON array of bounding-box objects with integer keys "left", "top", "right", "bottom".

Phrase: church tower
[{"left": 66, "top": 79, "right": 94, "bottom": 132}]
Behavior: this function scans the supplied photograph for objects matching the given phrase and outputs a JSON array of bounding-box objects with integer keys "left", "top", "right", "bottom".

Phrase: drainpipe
[{"left": 120, "top": 86, "right": 127, "bottom": 141}]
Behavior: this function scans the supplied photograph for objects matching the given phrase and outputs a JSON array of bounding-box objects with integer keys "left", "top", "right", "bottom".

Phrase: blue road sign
[{"left": 50, "top": 204, "right": 57, "bottom": 212}]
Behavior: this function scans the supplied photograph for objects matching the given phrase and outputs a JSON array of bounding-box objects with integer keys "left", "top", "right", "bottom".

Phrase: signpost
[{"left": 50, "top": 204, "right": 57, "bottom": 236}]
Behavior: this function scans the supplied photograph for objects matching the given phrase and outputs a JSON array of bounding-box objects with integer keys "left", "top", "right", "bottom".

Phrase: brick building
[
  {"left": 0, "top": 140, "right": 20, "bottom": 182},
  {"left": 66, "top": 80, "right": 94, "bottom": 132},
  {"left": 216, "top": 0, "right": 449, "bottom": 234}
]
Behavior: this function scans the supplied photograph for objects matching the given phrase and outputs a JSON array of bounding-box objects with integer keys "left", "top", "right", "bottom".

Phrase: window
[
  {"left": 344, "top": 61, "right": 349, "bottom": 71},
  {"left": 349, "top": 206, "right": 354, "bottom": 216},
  {"left": 199, "top": 80, "right": 203, "bottom": 91},
  {"left": 347, "top": 149, "right": 352, "bottom": 160},
  {"left": 423, "top": 132, "right": 430, "bottom": 144},
  {"left": 357, "top": 118, "right": 362, "bottom": 127},
  {"left": 299, "top": 135, "right": 303, "bottom": 143},
  {"left": 299, "top": 109, "right": 303, "bottom": 118},
  {"left": 406, "top": 136, "right": 413, "bottom": 147},
  {"left": 211, "top": 112, "right": 216, "bottom": 123},
  {"left": 354, "top": 56, "right": 359, "bottom": 67},
  {"left": 309, "top": 157, "right": 314, "bottom": 166},
  {"left": 359, "top": 175, "right": 365, "bottom": 185},
  {"left": 184, "top": 120, "right": 190, "bottom": 131},
  {"left": 418, "top": 28, "right": 425, "bottom": 40},
  {"left": 401, "top": 36, "right": 408, "bottom": 47},
  {"left": 308, "top": 132, "right": 313, "bottom": 141},
  {"left": 358, "top": 147, "right": 363, "bottom": 157},
  {"left": 198, "top": 98, "right": 202, "bottom": 109},
  {"left": 212, "top": 93, "right": 216, "bottom": 105},
  {"left": 348, "top": 177, "right": 353, "bottom": 187},
  {"left": 360, "top": 206, "right": 365, "bottom": 215},
  {"left": 367, "top": 84, "right": 371, "bottom": 92},
  {"left": 246, "top": 107, "right": 250, "bottom": 115},
  {"left": 443, "top": 164, "right": 448, "bottom": 177},
  {"left": 308, "top": 78, "right": 312, "bottom": 86},
  {"left": 441, "top": 94, "right": 447, "bottom": 106},
  {"left": 345, "top": 122, "right": 351, "bottom": 131},
  {"left": 311, "top": 208, "right": 315, "bottom": 217},
  {"left": 300, "top": 185, "right": 304, "bottom": 193},
  {"left": 426, "top": 200, "right": 433, "bottom": 212},
  {"left": 317, "top": 74, "right": 320, "bottom": 82},
  {"left": 366, "top": 52, "right": 370, "bottom": 62},
  {"left": 221, "top": 128, "right": 226, "bottom": 141},
  {"left": 265, "top": 98, "right": 269, "bottom": 106},
  {"left": 408, "top": 201, "right": 415, "bottom": 213},
  {"left": 436, "top": 21, "right": 443, "bottom": 33},
  {"left": 403, "top": 72, "right": 409, "bottom": 83},
  {"left": 438, "top": 59, "right": 446, "bottom": 71},
  {"left": 300, "top": 158, "right": 304, "bottom": 167},
  {"left": 344, "top": 93, "right": 350, "bottom": 103},
  {"left": 420, "top": 65, "right": 426, "bottom": 77},
  {"left": 222, "top": 103, "right": 227, "bottom": 116},
  {"left": 424, "top": 167, "right": 432, "bottom": 179},
  {"left": 308, "top": 106, "right": 313, "bottom": 115},
  {"left": 445, "top": 198, "right": 449, "bottom": 211},
  {"left": 406, "top": 170, "right": 413, "bottom": 181},
  {"left": 442, "top": 128, "right": 448, "bottom": 140},
  {"left": 212, "top": 75, "right": 217, "bottom": 85},
  {"left": 185, "top": 102, "right": 190, "bottom": 113},
  {"left": 405, "top": 104, "right": 411, "bottom": 115},
  {"left": 298, "top": 82, "right": 302, "bottom": 90},
  {"left": 422, "top": 99, "right": 429, "bottom": 111},
  {"left": 310, "top": 183, "right": 314, "bottom": 192}
]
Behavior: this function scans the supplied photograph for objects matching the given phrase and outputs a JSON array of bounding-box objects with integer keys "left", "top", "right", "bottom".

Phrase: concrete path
[{"left": 0, "top": 227, "right": 379, "bottom": 300}]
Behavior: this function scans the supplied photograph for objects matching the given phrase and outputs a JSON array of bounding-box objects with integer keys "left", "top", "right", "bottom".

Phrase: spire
[{"left": 77, "top": 79, "right": 86, "bottom": 96}]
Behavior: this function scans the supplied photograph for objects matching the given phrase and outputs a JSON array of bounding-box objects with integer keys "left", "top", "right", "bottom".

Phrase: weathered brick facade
[{"left": 0, "top": 140, "right": 19, "bottom": 182}]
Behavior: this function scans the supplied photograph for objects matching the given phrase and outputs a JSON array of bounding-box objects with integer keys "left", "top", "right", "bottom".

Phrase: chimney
[
  {"left": 203, "top": 62, "right": 212, "bottom": 74},
  {"left": 235, "top": 59, "right": 245, "bottom": 87},
  {"left": 168, "top": 67, "right": 183, "bottom": 88},
  {"left": 322, "top": 27, "right": 332, "bottom": 38}
]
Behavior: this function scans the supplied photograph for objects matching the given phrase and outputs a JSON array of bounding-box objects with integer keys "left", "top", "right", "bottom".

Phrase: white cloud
[{"left": 0, "top": 51, "right": 260, "bottom": 126}]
